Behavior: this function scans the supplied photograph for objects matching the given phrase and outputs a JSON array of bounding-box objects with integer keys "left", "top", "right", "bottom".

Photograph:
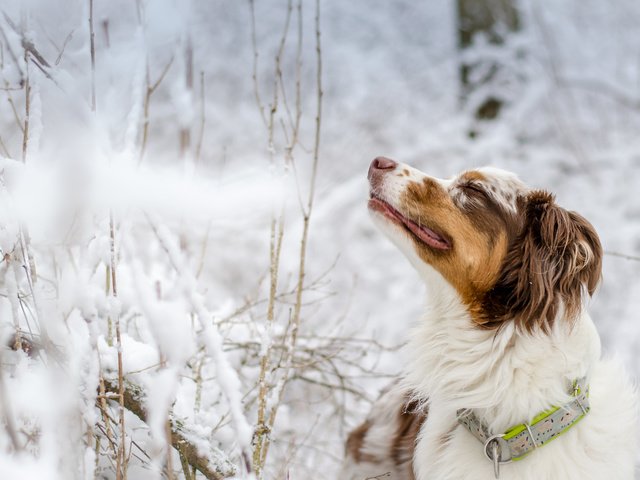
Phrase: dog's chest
[{"left": 413, "top": 410, "right": 489, "bottom": 480}]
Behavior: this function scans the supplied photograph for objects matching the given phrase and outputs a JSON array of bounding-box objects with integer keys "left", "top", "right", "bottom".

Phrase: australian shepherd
[{"left": 342, "top": 158, "right": 637, "bottom": 480}]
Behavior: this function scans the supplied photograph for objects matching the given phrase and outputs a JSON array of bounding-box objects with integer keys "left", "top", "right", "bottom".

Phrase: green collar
[{"left": 457, "top": 377, "right": 590, "bottom": 479}]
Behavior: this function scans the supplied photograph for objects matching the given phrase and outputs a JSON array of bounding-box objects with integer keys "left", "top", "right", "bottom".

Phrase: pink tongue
[{"left": 403, "top": 219, "right": 450, "bottom": 250}]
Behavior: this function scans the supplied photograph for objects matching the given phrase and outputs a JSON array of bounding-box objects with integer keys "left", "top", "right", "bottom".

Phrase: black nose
[{"left": 371, "top": 157, "right": 397, "bottom": 171}]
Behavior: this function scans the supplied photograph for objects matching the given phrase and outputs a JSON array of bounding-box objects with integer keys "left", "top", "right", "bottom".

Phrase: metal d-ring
[
  {"left": 483, "top": 434, "right": 512, "bottom": 479},
  {"left": 491, "top": 442, "right": 500, "bottom": 478}
]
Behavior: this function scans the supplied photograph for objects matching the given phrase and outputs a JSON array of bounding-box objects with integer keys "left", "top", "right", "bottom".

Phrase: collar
[{"left": 457, "top": 377, "right": 590, "bottom": 479}]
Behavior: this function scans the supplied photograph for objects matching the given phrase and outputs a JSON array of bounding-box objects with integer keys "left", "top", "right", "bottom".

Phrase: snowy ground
[{"left": 0, "top": 0, "right": 638, "bottom": 478}]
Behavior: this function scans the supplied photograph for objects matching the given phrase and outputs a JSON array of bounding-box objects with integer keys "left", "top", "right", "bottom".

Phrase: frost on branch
[{"left": 102, "top": 378, "right": 236, "bottom": 480}]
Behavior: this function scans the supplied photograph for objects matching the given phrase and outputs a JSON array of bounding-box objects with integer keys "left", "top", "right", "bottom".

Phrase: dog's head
[{"left": 368, "top": 157, "right": 602, "bottom": 332}]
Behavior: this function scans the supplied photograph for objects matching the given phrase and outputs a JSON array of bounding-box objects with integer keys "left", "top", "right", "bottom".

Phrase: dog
[{"left": 341, "top": 158, "right": 637, "bottom": 480}]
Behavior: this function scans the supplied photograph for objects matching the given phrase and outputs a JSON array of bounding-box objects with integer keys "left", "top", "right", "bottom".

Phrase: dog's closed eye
[{"left": 460, "top": 182, "right": 487, "bottom": 197}]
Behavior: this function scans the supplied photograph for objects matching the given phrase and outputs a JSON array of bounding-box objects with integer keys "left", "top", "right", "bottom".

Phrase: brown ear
[{"left": 480, "top": 190, "right": 602, "bottom": 332}]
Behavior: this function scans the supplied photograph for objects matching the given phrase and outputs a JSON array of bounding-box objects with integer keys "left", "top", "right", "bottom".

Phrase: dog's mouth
[{"left": 368, "top": 195, "right": 452, "bottom": 250}]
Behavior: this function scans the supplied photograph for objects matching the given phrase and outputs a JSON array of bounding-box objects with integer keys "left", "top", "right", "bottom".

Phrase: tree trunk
[{"left": 457, "top": 0, "right": 520, "bottom": 125}]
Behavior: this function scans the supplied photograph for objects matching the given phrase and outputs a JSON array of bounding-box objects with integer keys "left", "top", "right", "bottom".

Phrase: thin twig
[
  {"left": 21, "top": 47, "right": 29, "bottom": 162},
  {"left": 0, "top": 135, "right": 10, "bottom": 157},
  {"left": 262, "top": 0, "right": 323, "bottom": 465},
  {"left": 195, "top": 71, "right": 206, "bottom": 164},
  {"left": 604, "top": 250, "right": 640, "bottom": 262},
  {"left": 252, "top": 2, "right": 294, "bottom": 475},
  {"left": 249, "top": 0, "right": 267, "bottom": 126},
  {"left": 89, "top": 0, "right": 96, "bottom": 111},
  {"left": 2, "top": 73, "right": 24, "bottom": 134},
  {"left": 139, "top": 56, "right": 174, "bottom": 164},
  {"left": 180, "top": 37, "right": 193, "bottom": 163},
  {"left": 98, "top": 376, "right": 118, "bottom": 457},
  {"left": 55, "top": 30, "right": 74, "bottom": 65},
  {"left": 110, "top": 212, "right": 126, "bottom": 480}
]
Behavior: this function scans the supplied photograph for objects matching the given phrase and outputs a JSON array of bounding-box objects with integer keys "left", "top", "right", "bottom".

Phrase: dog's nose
[
  {"left": 368, "top": 157, "right": 397, "bottom": 182},
  {"left": 371, "top": 157, "right": 397, "bottom": 171}
]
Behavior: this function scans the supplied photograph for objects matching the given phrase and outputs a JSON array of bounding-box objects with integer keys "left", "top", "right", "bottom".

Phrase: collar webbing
[{"left": 457, "top": 377, "right": 590, "bottom": 466}]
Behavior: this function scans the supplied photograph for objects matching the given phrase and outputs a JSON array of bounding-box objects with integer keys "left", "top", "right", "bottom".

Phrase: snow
[{"left": 0, "top": 0, "right": 638, "bottom": 478}]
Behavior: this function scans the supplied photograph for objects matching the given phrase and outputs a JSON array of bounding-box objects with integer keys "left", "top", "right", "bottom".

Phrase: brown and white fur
[{"left": 342, "top": 158, "right": 638, "bottom": 480}]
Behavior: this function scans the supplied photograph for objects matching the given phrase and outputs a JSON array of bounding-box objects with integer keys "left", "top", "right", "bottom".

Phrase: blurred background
[{"left": 0, "top": 0, "right": 637, "bottom": 478}]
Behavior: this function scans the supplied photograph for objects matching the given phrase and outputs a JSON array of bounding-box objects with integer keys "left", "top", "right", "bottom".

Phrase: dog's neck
[{"left": 404, "top": 266, "right": 601, "bottom": 433}]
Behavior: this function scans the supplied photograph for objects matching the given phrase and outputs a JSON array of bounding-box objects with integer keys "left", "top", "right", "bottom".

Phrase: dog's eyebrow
[
  {"left": 454, "top": 172, "right": 489, "bottom": 192},
  {"left": 459, "top": 170, "right": 487, "bottom": 182}
]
